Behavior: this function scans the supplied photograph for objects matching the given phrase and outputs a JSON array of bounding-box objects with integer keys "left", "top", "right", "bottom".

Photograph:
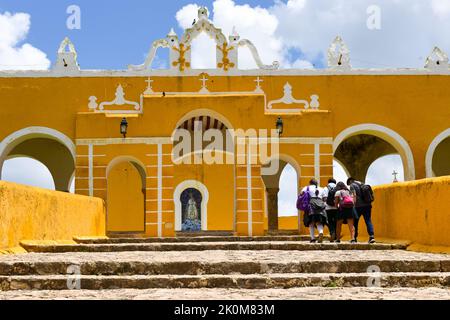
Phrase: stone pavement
[
  {"left": 0, "top": 237, "right": 449, "bottom": 299},
  {"left": 1, "top": 287, "right": 449, "bottom": 300}
]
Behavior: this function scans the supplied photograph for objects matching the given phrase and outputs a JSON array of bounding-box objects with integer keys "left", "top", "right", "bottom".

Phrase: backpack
[
  {"left": 297, "top": 187, "right": 311, "bottom": 211},
  {"left": 339, "top": 190, "right": 354, "bottom": 208},
  {"left": 353, "top": 182, "right": 375, "bottom": 204},
  {"left": 361, "top": 184, "right": 375, "bottom": 203},
  {"left": 310, "top": 197, "right": 326, "bottom": 215},
  {"left": 326, "top": 186, "right": 337, "bottom": 207}
]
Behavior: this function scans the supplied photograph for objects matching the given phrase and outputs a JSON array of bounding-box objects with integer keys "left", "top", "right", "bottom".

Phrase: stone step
[
  {"left": 1, "top": 251, "right": 449, "bottom": 276},
  {"left": 21, "top": 241, "right": 407, "bottom": 253},
  {"left": 1, "top": 287, "right": 450, "bottom": 300},
  {"left": 175, "top": 231, "right": 235, "bottom": 237},
  {"left": 1, "top": 272, "right": 450, "bottom": 291},
  {"left": 73, "top": 235, "right": 319, "bottom": 244}
]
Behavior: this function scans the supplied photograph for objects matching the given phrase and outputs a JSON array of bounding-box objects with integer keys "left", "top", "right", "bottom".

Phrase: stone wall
[{"left": 0, "top": 181, "right": 105, "bottom": 249}]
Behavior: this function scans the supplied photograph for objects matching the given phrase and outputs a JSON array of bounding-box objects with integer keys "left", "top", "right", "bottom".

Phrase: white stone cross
[
  {"left": 200, "top": 74, "right": 209, "bottom": 89},
  {"left": 254, "top": 76, "right": 264, "bottom": 93},
  {"left": 144, "top": 77, "right": 154, "bottom": 94}
]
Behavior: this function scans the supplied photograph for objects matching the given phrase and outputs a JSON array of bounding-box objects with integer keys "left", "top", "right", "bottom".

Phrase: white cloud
[
  {"left": 271, "top": 0, "right": 450, "bottom": 68},
  {"left": 175, "top": 0, "right": 450, "bottom": 69},
  {"left": 0, "top": 11, "right": 50, "bottom": 70},
  {"left": 431, "top": 0, "right": 450, "bottom": 19},
  {"left": 175, "top": 0, "right": 286, "bottom": 69}
]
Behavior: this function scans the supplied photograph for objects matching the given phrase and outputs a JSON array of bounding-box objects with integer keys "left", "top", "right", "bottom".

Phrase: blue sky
[{"left": 0, "top": 0, "right": 276, "bottom": 69}]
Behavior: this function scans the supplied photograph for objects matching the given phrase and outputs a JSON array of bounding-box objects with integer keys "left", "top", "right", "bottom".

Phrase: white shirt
[
  {"left": 301, "top": 185, "right": 322, "bottom": 198},
  {"left": 321, "top": 183, "right": 338, "bottom": 210}
]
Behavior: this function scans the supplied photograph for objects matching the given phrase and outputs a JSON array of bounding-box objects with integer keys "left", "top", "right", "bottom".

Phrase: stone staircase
[{"left": 0, "top": 236, "right": 450, "bottom": 299}]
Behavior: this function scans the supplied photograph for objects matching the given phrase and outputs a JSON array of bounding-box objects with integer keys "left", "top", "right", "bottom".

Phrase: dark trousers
[
  {"left": 326, "top": 209, "right": 338, "bottom": 240},
  {"left": 354, "top": 205, "right": 375, "bottom": 239}
]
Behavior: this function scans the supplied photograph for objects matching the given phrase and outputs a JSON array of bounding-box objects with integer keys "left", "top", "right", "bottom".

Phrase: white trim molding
[
  {"left": 174, "top": 180, "right": 209, "bottom": 232},
  {"left": 425, "top": 128, "right": 450, "bottom": 178},
  {"left": 333, "top": 124, "right": 416, "bottom": 181}
]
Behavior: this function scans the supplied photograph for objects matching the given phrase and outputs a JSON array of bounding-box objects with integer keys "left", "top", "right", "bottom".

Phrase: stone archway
[
  {"left": 0, "top": 127, "right": 75, "bottom": 192},
  {"left": 426, "top": 128, "right": 450, "bottom": 177},
  {"left": 333, "top": 124, "right": 416, "bottom": 181},
  {"left": 261, "top": 154, "right": 300, "bottom": 232}
]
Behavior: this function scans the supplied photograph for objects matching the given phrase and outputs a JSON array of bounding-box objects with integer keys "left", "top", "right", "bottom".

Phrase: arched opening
[
  {"left": 2, "top": 157, "right": 55, "bottom": 190},
  {"left": 107, "top": 158, "right": 146, "bottom": 234},
  {"left": 278, "top": 164, "right": 298, "bottom": 216},
  {"left": 366, "top": 155, "right": 404, "bottom": 185},
  {"left": 174, "top": 180, "right": 209, "bottom": 232},
  {"left": 432, "top": 137, "right": 450, "bottom": 177},
  {"left": 426, "top": 130, "right": 450, "bottom": 177},
  {"left": 0, "top": 127, "right": 75, "bottom": 192},
  {"left": 261, "top": 155, "right": 300, "bottom": 233},
  {"left": 173, "top": 113, "right": 234, "bottom": 164},
  {"left": 190, "top": 33, "right": 217, "bottom": 69},
  {"left": 180, "top": 188, "right": 203, "bottom": 232},
  {"left": 333, "top": 159, "right": 350, "bottom": 184},
  {"left": 334, "top": 125, "right": 415, "bottom": 182}
]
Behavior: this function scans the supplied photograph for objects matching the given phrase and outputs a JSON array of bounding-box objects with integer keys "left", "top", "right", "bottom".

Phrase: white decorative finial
[
  {"left": 198, "top": 6, "right": 209, "bottom": 20},
  {"left": 168, "top": 28, "right": 177, "bottom": 37},
  {"left": 327, "top": 36, "right": 351, "bottom": 69},
  {"left": 229, "top": 26, "right": 240, "bottom": 43},
  {"left": 54, "top": 37, "right": 79, "bottom": 72},
  {"left": 425, "top": 47, "right": 449, "bottom": 71}
]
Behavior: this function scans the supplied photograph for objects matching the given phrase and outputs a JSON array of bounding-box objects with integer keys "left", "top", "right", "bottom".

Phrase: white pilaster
[
  {"left": 314, "top": 143, "right": 321, "bottom": 186},
  {"left": 246, "top": 142, "right": 253, "bottom": 236},
  {"left": 88, "top": 144, "right": 93, "bottom": 197},
  {"left": 157, "top": 143, "right": 163, "bottom": 237}
]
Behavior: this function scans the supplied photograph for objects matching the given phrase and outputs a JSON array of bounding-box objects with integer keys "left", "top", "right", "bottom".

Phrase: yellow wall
[
  {"left": 278, "top": 216, "right": 299, "bottom": 230},
  {"left": 368, "top": 177, "right": 450, "bottom": 247},
  {"left": 174, "top": 162, "right": 235, "bottom": 231},
  {"left": 0, "top": 181, "right": 105, "bottom": 249}
]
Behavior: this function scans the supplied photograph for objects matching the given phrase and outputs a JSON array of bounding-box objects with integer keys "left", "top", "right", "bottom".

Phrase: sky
[{"left": 0, "top": 0, "right": 445, "bottom": 213}]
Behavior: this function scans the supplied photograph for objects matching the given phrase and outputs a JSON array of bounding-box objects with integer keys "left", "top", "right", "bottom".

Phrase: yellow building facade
[{"left": 0, "top": 7, "right": 449, "bottom": 237}]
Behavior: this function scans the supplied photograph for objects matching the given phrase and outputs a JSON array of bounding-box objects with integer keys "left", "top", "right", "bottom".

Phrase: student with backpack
[
  {"left": 334, "top": 182, "right": 356, "bottom": 243},
  {"left": 321, "top": 178, "right": 338, "bottom": 242},
  {"left": 347, "top": 177, "right": 376, "bottom": 244},
  {"left": 297, "top": 179, "right": 327, "bottom": 243}
]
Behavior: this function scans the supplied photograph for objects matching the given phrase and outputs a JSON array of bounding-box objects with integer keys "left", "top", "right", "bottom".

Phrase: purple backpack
[{"left": 297, "top": 187, "right": 311, "bottom": 211}]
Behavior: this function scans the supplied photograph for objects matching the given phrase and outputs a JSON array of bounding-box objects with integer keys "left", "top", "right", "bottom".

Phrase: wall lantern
[
  {"left": 120, "top": 117, "right": 128, "bottom": 138},
  {"left": 276, "top": 117, "right": 284, "bottom": 136}
]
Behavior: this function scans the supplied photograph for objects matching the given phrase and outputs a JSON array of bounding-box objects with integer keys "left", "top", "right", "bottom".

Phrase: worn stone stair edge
[
  {"left": 72, "top": 235, "right": 320, "bottom": 244},
  {"left": 1, "top": 272, "right": 450, "bottom": 291},
  {"left": 20, "top": 242, "right": 407, "bottom": 253},
  {"left": 1, "top": 259, "right": 449, "bottom": 276}
]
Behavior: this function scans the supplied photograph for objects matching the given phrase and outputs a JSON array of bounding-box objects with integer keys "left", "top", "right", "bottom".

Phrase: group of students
[{"left": 297, "top": 177, "right": 376, "bottom": 244}]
